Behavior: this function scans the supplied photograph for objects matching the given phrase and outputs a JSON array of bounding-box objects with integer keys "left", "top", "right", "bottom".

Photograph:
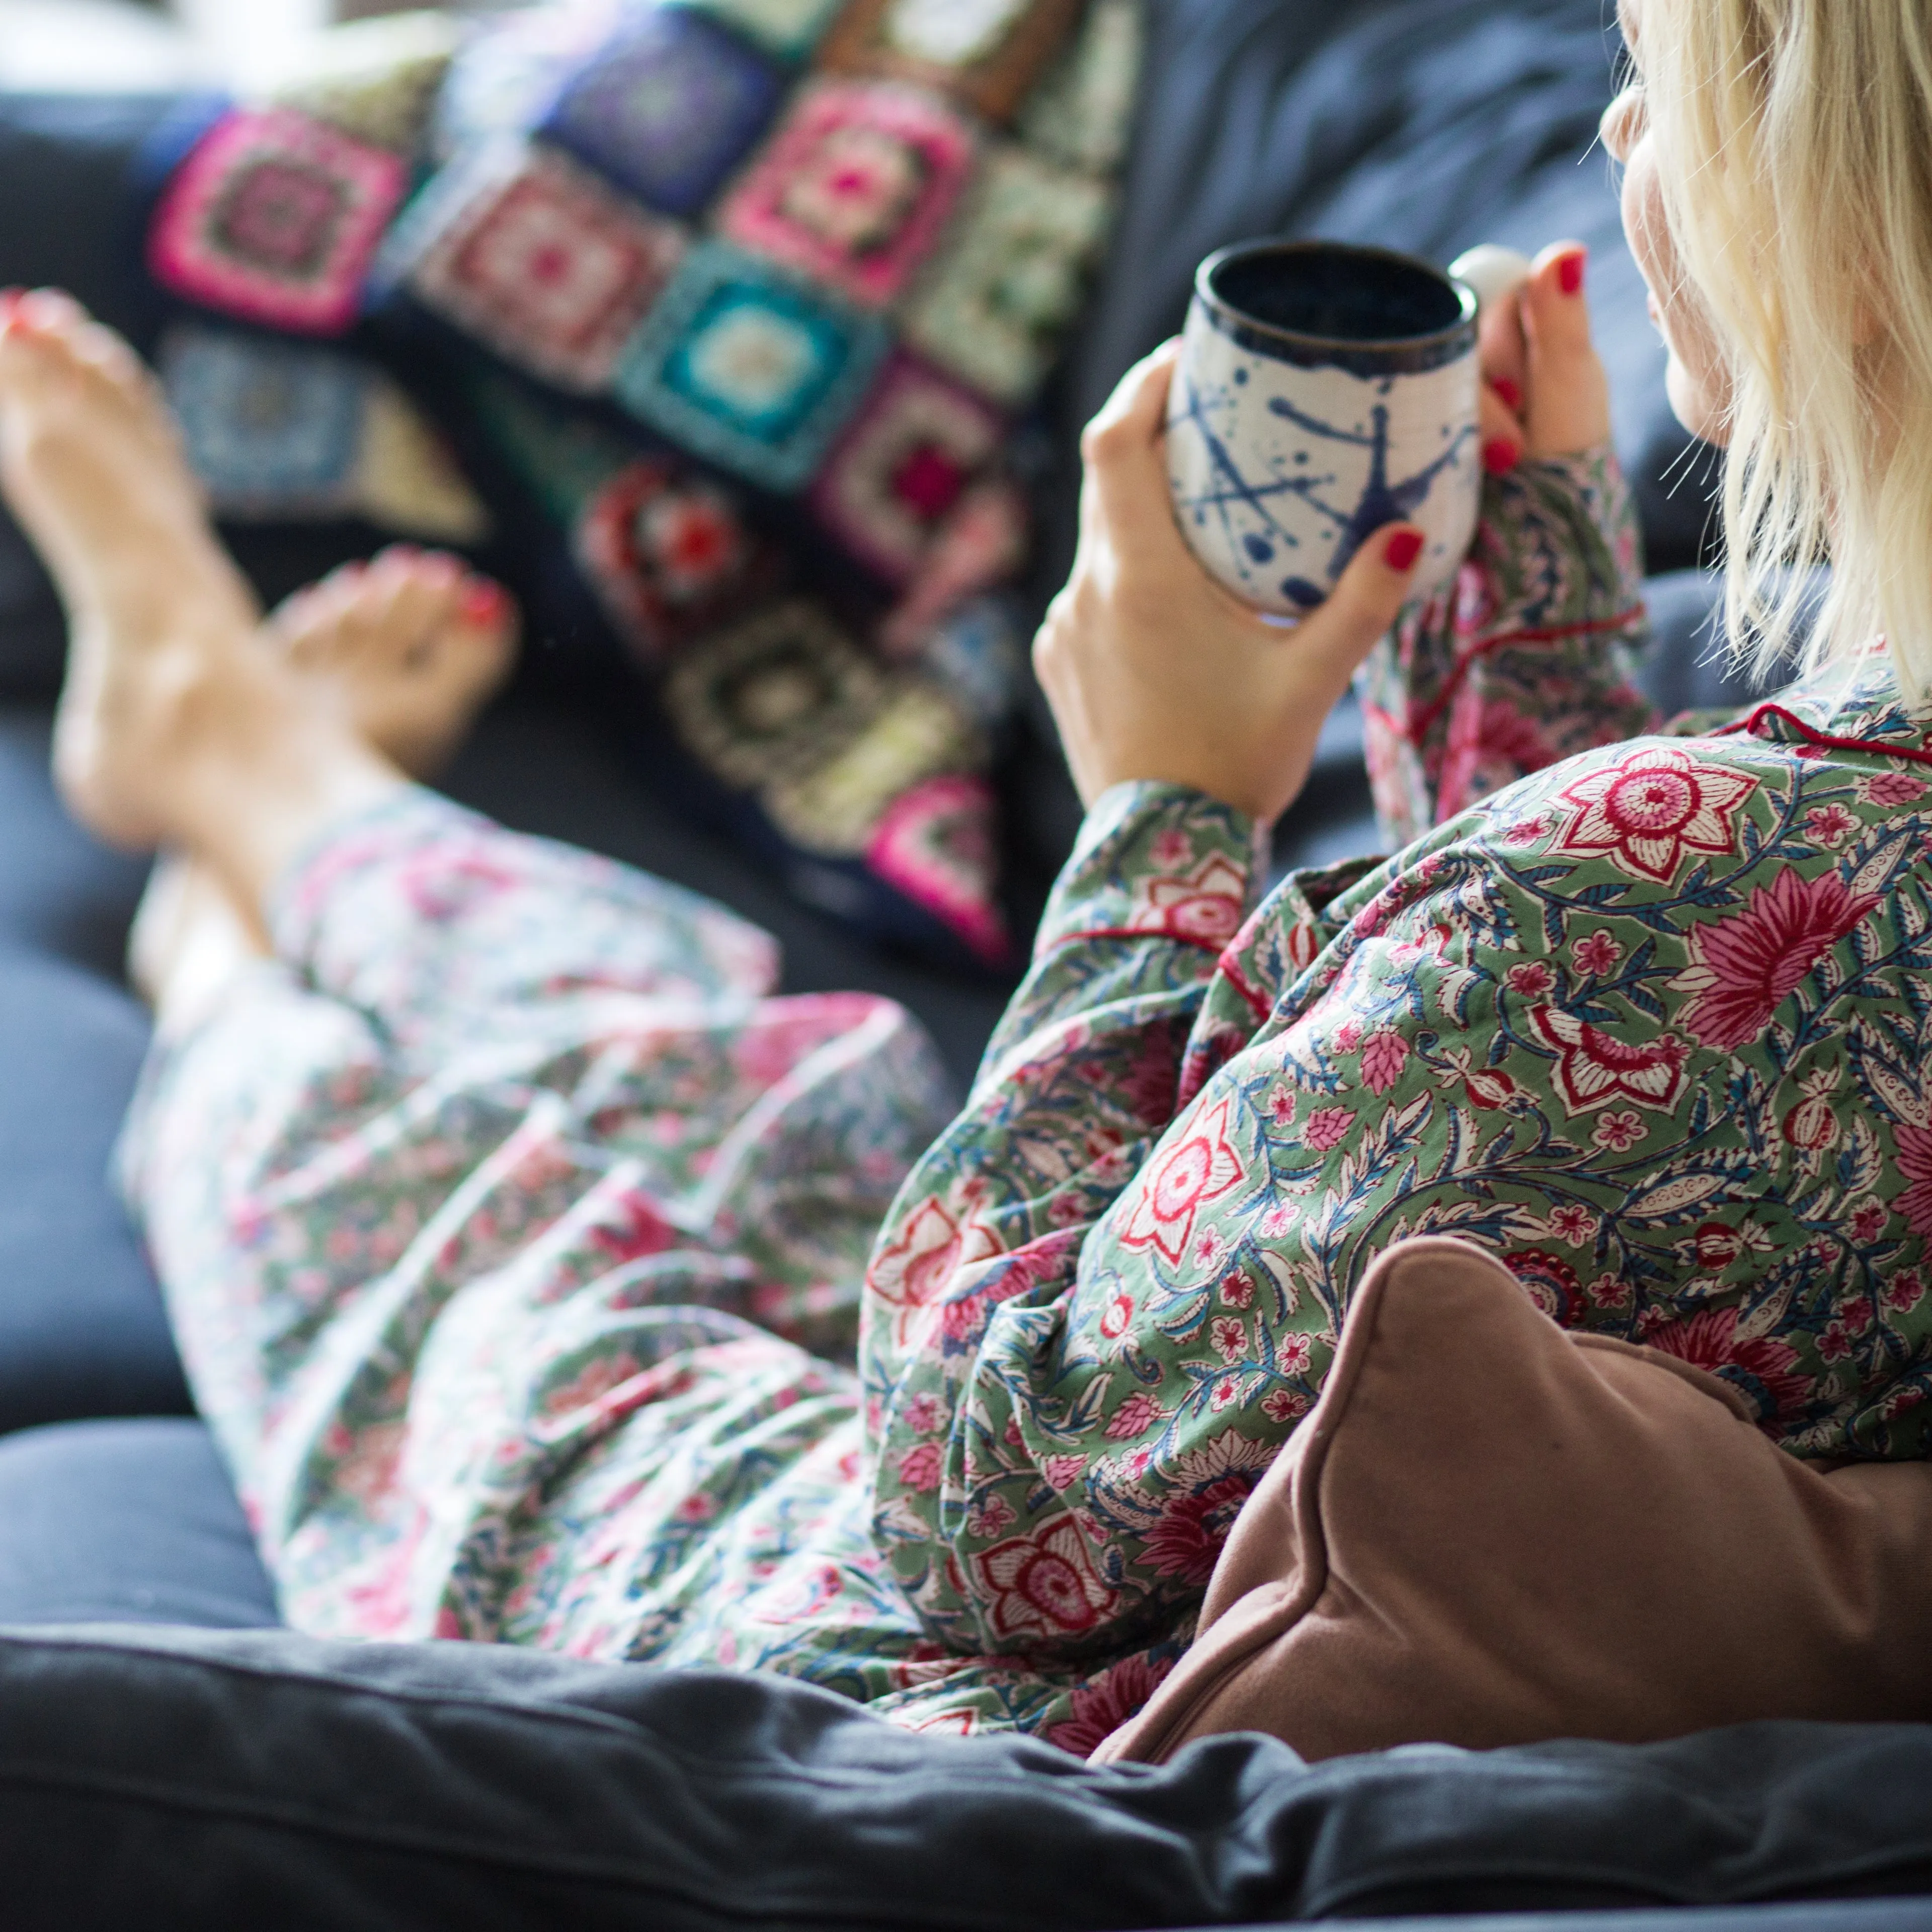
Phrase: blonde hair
[{"left": 1641, "top": 0, "right": 1932, "bottom": 707}]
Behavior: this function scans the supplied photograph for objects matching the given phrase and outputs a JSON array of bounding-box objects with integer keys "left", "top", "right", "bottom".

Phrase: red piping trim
[
  {"left": 1049, "top": 926, "right": 1228, "bottom": 953},
  {"left": 1373, "top": 604, "right": 1649, "bottom": 747},
  {"left": 1710, "top": 702, "right": 1932, "bottom": 768}
]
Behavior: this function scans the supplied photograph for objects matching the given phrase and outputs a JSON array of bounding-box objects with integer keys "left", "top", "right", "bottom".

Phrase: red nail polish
[
  {"left": 1559, "top": 251, "right": 1586, "bottom": 295},
  {"left": 1483, "top": 437, "right": 1521, "bottom": 475},
  {"left": 460, "top": 581, "right": 507, "bottom": 624},
  {"left": 1383, "top": 529, "right": 1424, "bottom": 572},
  {"left": 1490, "top": 376, "right": 1522, "bottom": 412}
]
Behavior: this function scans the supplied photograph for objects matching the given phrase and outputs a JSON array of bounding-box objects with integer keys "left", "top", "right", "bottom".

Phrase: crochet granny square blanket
[{"left": 140, "top": 0, "right": 1143, "bottom": 970}]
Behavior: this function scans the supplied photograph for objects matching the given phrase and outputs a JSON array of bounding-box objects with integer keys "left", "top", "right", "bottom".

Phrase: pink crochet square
[
  {"left": 147, "top": 109, "right": 408, "bottom": 336},
  {"left": 409, "top": 146, "right": 687, "bottom": 393},
  {"left": 810, "top": 353, "right": 1002, "bottom": 583},
  {"left": 866, "top": 773, "right": 1010, "bottom": 965},
  {"left": 715, "top": 80, "right": 975, "bottom": 308}
]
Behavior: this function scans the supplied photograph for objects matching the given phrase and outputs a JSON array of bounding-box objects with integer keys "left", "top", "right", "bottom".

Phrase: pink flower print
[
  {"left": 904, "top": 1391, "right": 946, "bottom": 1435},
  {"left": 1221, "top": 1270, "right": 1255, "bottom": 1309},
  {"left": 1547, "top": 1202, "right": 1597, "bottom": 1246},
  {"left": 972, "top": 1516, "right": 1117, "bottom": 1639},
  {"left": 1805, "top": 803, "right": 1857, "bottom": 848},
  {"left": 541, "top": 1352, "right": 645, "bottom": 1422},
  {"left": 1117, "top": 1097, "right": 1248, "bottom": 1267},
  {"left": 1645, "top": 1306, "right": 1812, "bottom": 1418},
  {"left": 1848, "top": 1197, "right": 1889, "bottom": 1246},
  {"left": 1126, "top": 852, "right": 1249, "bottom": 946},
  {"left": 1211, "top": 1314, "right": 1248, "bottom": 1364},
  {"left": 1817, "top": 1318, "right": 1855, "bottom": 1363},
  {"left": 1586, "top": 1272, "right": 1633, "bottom": 1309},
  {"left": 1261, "top": 1387, "right": 1310, "bottom": 1423},
  {"left": 1508, "top": 1247, "right": 1583, "bottom": 1323},
  {"left": 1553, "top": 747, "right": 1758, "bottom": 882},
  {"left": 1784, "top": 1093, "right": 1838, "bottom": 1152},
  {"left": 1507, "top": 960, "right": 1555, "bottom": 997},
  {"left": 1333, "top": 1017, "right": 1364, "bottom": 1053},
  {"left": 1140, "top": 1474, "right": 1258, "bottom": 1584},
  {"left": 968, "top": 1493, "right": 1015, "bottom": 1539},
  {"left": 1042, "top": 1652, "right": 1177, "bottom": 1759},
  {"left": 1276, "top": 1330, "right": 1313, "bottom": 1374},
  {"left": 870, "top": 1193, "right": 1002, "bottom": 1350},
  {"left": 1593, "top": 1108, "right": 1646, "bottom": 1151},
  {"left": 1863, "top": 770, "right": 1927, "bottom": 808},
  {"left": 1691, "top": 1222, "right": 1746, "bottom": 1270},
  {"left": 897, "top": 1441, "right": 945, "bottom": 1492},
  {"left": 1259, "top": 1203, "right": 1296, "bottom": 1238},
  {"left": 1211, "top": 1378, "right": 1240, "bottom": 1411},
  {"left": 1570, "top": 929, "right": 1622, "bottom": 978},
  {"left": 1885, "top": 1268, "right": 1926, "bottom": 1314},
  {"left": 1532, "top": 1009, "right": 1690, "bottom": 1116},
  {"left": 1106, "top": 1392, "right": 1166, "bottom": 1439},
  {"left": 1670, "top": 869, "right": 1879, "bottom": 1050},
  {"left": 1042, "top": 1453, "right": 1087, "bottom": 1493},
  {"left": 1358, "top": 1030, "right": 1409, "bottom": 1095},
  {"left": 1503, "top": 814, "right": 1552, "bottom": 846},
  {"left": 1267, "top": 1085, "right": 1298, "bottom": 1128},
  {"left": 1899, "top": 1125, "right": 1932, "bottom": 1237},
  {"left": 673, "top": 1491, "right": 716, "bottom": 1524},
  {"left": 1192, "top": 1226, "right": 1227, "bottom": 1273},
  {"left": 1150, "top": 828, "right": 1195, "bottom": 869},
  {"left": 1099, "top": 1292, "right": 1135, "bottom": 1339},
  {"left": 1302, "top": 1107, "right": 1354, "bottom": 1153}
]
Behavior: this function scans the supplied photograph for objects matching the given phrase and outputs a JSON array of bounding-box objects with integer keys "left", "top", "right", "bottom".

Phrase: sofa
[{"left": 3, "top": 3, "right": 1930, "bottom": 1926}]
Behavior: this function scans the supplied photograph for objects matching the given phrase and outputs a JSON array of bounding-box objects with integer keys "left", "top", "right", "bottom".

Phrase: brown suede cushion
[{"left": 1095, "top": 1236, "right": 1932, "bottom": 1765}]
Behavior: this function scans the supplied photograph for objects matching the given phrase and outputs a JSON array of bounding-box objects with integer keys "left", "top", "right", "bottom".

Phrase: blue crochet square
[
  {"left": 538, "top": 7, "right": 785, "bottom": 218},
  {"left": 613, "top": 242, "right": 889, "bottom": 492},
  {"left": 159, "top": 323, "right": 367, "bottom": 513}
]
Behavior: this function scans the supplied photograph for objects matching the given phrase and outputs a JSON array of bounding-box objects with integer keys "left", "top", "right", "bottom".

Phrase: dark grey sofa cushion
[{"left": 2, "top": 1624, "right": 1931, "bottom": 1930}]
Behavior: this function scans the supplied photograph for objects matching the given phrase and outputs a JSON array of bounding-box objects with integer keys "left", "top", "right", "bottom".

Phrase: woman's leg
[{"left": 0, "top": 292, "right": 952, "bottom": 1663}]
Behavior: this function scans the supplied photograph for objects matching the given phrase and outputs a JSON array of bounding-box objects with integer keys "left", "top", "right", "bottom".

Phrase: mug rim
[{"left": 1195, "top": 238, "right": 1478, "bottom": 354}]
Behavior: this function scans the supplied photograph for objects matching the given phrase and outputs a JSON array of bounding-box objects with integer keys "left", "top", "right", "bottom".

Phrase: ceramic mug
[{"left": 1165, "top": 239, "right": 1481, "bottom": 614}]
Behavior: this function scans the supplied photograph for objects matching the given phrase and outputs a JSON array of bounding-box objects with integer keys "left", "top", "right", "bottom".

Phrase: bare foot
[
  {"left": 0, "top": 290, "right": 274, "bottom": 848},
  {"left": 269, "top": 546, "right": 518, "bottom": 779},
  {"left": 0, "top": 293, "right": 400, "bottom": 876}
]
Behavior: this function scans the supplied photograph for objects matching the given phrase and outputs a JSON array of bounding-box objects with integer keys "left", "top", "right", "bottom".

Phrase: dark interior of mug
[{"left": 1211, "top": 244, "right": 1464, "bottom": 343}]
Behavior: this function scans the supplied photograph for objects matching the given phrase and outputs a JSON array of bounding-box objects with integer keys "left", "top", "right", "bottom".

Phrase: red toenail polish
[
  {"left": 1559, "top": 251, "right": 1586, "bottom": 295},
  {"left": 1383, "top": 529, "right": 1424, "bottom": 572},
  {"left": 1490, "top": 376, "right": 1522, "bottom": 411},
  {"left": 1483, "top": 437, "right": 1521, "bottom": 475},
  {"left": 460, "top": 582, "right": 506, "bottom": 624}
]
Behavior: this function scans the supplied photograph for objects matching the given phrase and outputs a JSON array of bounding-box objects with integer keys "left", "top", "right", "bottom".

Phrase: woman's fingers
[
  {"left": 1480, "top": 382, "right": 1524, "bottom": 474},
  {"left": 1476, "top": 284, "right": 1530, "bottom": 415},
  {"left": 1521, "top": 242, "right": 1611, "bottom": 454},
  {"left": 1286, "top": 522, "right": 1428, "bottom": 697},
  {"left": 1079, "top": 339, "right": 1184, "bottom": 543}
]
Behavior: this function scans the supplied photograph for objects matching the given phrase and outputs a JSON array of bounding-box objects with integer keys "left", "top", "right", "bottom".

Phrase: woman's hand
[
  {"left": 1034, "top": 342, "right": 1426, "bottom": 825},
  {"left": 1477, "top": 242, "right": 1613, "bottom": 472}
]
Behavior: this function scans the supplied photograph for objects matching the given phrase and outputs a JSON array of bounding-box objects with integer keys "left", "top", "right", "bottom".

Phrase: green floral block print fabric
[{"left": 122, "top": 444, "right": 1932, "bottom": 1748}]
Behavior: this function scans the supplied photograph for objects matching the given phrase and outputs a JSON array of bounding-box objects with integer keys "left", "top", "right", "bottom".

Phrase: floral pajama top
[{"left": 123, "top": 443, "right": 1932, "bottom": 1749}]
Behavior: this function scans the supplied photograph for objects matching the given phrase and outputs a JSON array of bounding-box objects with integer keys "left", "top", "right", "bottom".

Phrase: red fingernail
[
  {"left": 1483, "top": 437, "right": 1521, "bottom": 475},
  {"left": 460, "top": 581, "right": 507, "bottom": 624},
  {"left": 1383, "top": 529, "right": 1424, "bottom": 572},
  {"left": 1559, "top": 251, "right": 1586, "bottom": 295},
  {"left": 1490, "top": 376, "right": 1522, "bottom": 411}
]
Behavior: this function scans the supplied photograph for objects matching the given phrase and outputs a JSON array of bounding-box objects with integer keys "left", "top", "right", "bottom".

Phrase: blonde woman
[{"left": 0, "top": 0, "right": 1923, "bottom": 1747}]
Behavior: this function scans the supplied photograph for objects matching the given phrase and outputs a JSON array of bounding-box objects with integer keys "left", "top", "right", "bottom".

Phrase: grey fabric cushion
[
  {"left": 1, "top": 1624, "right": 1930, "bottom": 1929},
  {"left": 0, "top": 1419, "right": 276, "bottom": 1627}
]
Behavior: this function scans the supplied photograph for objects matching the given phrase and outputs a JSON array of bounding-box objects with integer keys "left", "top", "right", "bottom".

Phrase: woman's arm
[
  {"left": 1358, "top": 247, "right": 1658, "bottom": 847},
  {"left": 859, "top": 347, "right": 1428, "bottom": 1640}
]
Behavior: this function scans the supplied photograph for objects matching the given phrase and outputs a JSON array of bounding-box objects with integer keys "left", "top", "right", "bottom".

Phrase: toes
[{"left": 367, "top": 545, "right": 466, "bottom": 668}]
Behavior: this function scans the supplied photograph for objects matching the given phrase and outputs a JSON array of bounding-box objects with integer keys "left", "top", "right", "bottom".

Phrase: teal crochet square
[{"left": 613, "top": 242, "right": 889, "bottom": 492}]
